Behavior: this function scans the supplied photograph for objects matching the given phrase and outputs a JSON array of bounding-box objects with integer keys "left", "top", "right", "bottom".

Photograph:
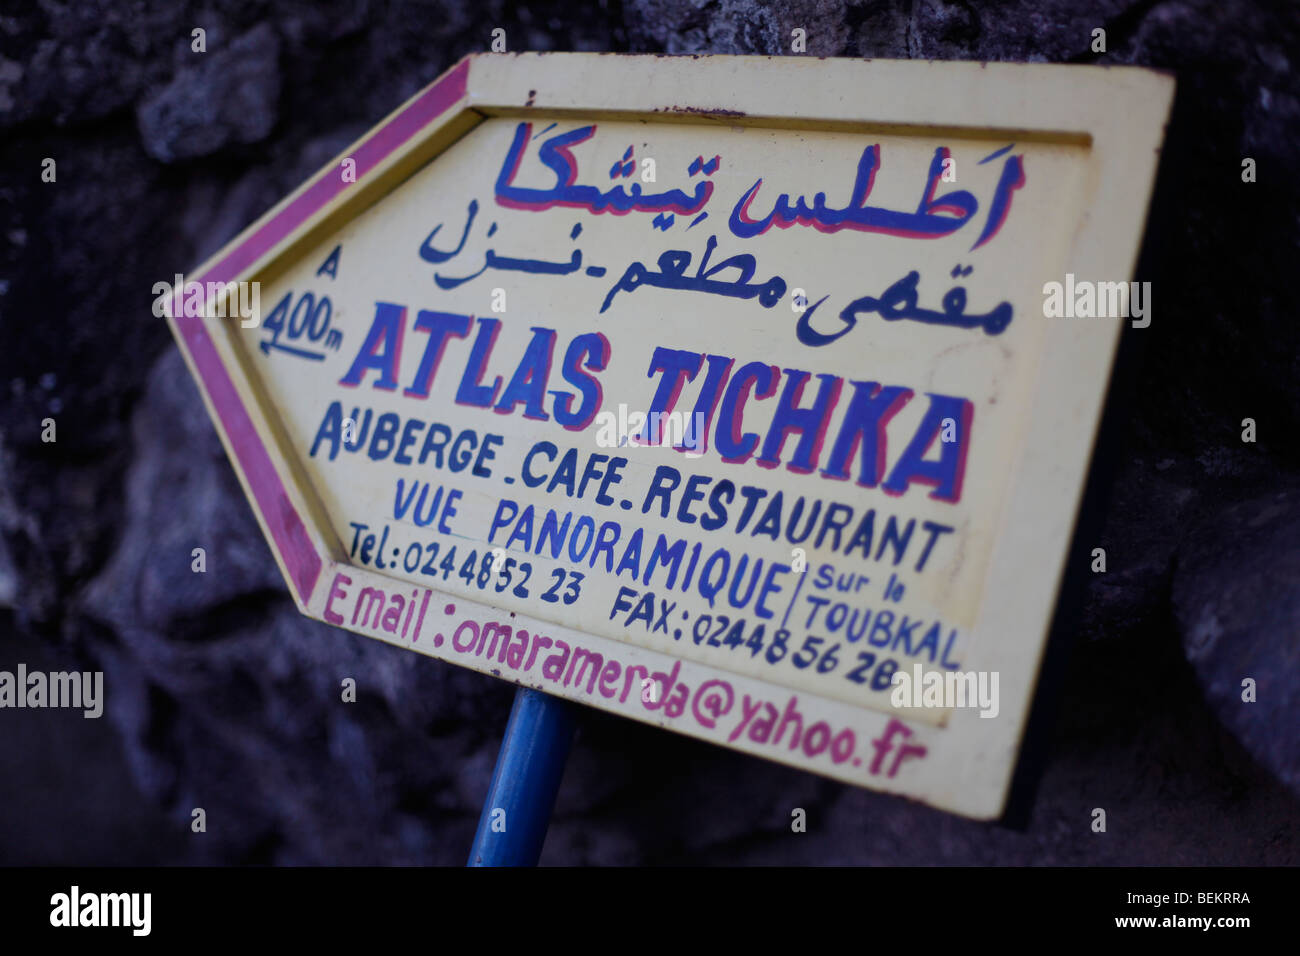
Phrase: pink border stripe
[{"left": 174, "top": 59, "right": 470, "bottom": 603}]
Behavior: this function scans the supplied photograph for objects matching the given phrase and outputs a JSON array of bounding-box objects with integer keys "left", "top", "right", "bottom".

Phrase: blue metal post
[{"left": 467, "top": 686, "right": 577, "bottom": 866}]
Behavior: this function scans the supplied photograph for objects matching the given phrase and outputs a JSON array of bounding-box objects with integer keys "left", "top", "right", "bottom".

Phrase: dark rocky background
[{"left": 0, "top": 0, "right": 1297, "bottom": 864}]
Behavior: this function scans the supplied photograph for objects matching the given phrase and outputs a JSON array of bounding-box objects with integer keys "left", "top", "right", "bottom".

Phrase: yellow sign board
[{"left": 163, "top": 53, "right": 1173, "bottom": 819}]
